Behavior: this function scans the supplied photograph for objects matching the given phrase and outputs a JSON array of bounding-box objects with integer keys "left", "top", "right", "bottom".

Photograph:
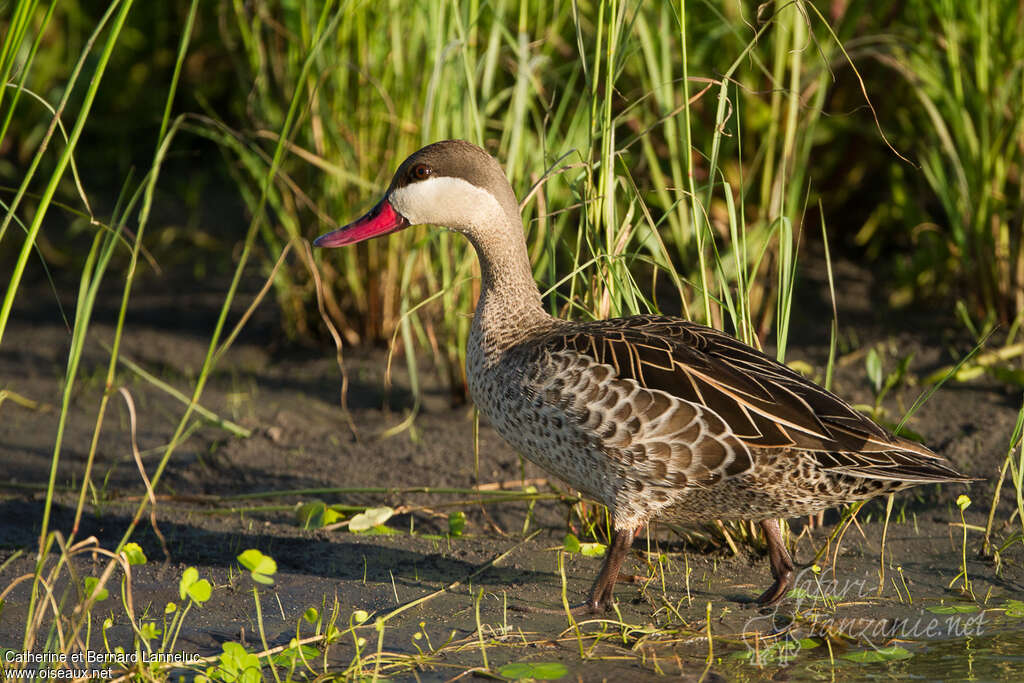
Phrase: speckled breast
[{"left": 466, "top": 340, "right": 623, "bottom": 509}]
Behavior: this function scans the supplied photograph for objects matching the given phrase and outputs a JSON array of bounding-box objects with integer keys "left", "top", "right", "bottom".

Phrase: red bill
[{"left": 314, "top": 199, "right": 409, "bottom": 247}]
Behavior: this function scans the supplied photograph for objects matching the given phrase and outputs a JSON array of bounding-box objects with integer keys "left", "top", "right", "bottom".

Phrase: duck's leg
[
  {"left": 755, "top": 518, "right": 794, "bottom": 605},
  {"left": 585, "top": 527, "right": 636, "bottom": 612},
  {"left": 510, "top": 526, "right": 636, "bottom": 616}
]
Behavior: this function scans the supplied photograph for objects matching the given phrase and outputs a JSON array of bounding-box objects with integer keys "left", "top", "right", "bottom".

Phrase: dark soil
[{"left": 2, "top": 261, "right": 1023, "bottom": 681}]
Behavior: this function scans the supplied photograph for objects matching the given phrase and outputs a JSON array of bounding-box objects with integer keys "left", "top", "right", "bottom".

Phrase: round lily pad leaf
[{"left": 499, "top": 661, "right": 569, "bottom": 680}]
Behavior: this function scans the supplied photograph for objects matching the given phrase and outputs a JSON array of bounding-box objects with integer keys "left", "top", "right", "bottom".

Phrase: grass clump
[
  {"left": 875, "top": 0, "right": 1024, "bottom": 325},
  {"left": 199, "top": 0, "right": 906, "bottom": 402}
]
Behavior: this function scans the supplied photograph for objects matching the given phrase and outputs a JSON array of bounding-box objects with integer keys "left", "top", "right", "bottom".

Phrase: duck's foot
[
  {"left": 755, "top": 518, "right": 795, "bottom": 607},
  {"left": 755, "top": 572, "right": 794, "bottom": 606},
  {"left": 584, "top": 527, "right": 637, "bottom": 612}
]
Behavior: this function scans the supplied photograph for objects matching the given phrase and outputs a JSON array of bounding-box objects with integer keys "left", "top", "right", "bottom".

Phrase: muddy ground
[{"left": 2, "top": 260, "right": 1023, "bottom": 681}]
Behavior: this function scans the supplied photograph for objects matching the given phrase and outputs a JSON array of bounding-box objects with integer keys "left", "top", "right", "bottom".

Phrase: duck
[{"left": 314, "top": 139, "right": 972, "bottom": 613}]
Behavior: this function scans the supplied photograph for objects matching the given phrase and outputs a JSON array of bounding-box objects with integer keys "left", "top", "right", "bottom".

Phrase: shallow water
[
  {"left": 908, "top": 631, "right": 1024, "bottom": 681},
  {"left": 725, "top": 628, "right": 1024, "bottom": 681}
]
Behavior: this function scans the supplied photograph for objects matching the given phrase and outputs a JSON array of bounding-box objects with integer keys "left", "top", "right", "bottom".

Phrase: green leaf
[
  {"left": 562, "top": 533, "right": 606, "bottom": 556},
  {"left": 140, "top": 622, "right": 161, "bottom": 641},
  {"left": 1003, "top": 600, "right": 1024, "bottom": 618},
  {"left": 349, "top": 506, "right": 394, "bottom": 532},
  {"left": 562, "top": 533, "right": 581, "bottom": 553},
  {"left": 187, "top": 578, "right": 212, "bottom": 603},
  {"left": 303, "top": 607, "right": 319, "bottom": 623},
  {"left": 179, "top": 566, "right": 211, "bottom": 604},
  {"left": 180, "top": 567, "right": 197, "bottom": 600},
  {"left": 272, "top": 643, "right": 319, "bottom": 667},
  {"left": 238, "top": 549, "right": 277, "bottom": 585},
  {"left": 866, "top": 348, "right": 883, "bottom": 393},
  {"left": 842, "top": 646, "right": 911, "bottom": 663},
  {"left": 296, "top": 500, "right": 342, "bottom": 529},
  {"left": 499, "top": 661, "right": 569, "bottom": 680},
  {"left": 84, "top": 577, "right": 108, "bottom": 602},
  {"left": 785, "top": 586, "right": 818, "bottom": 600},
  {"left": 251, "top": 571, "right": 274, "bottom": 585},
  {"left": 217, "top": 642, "right": 261, "bottom": 683},
  {"left": 321, "top": 506, "right": 342, "bottom": 525},
  {"left": 122, "top": 542, "right": 147, "bottom": 566},
  {"left": 448, "top": 510, "right": 466, "bottom": 537}
]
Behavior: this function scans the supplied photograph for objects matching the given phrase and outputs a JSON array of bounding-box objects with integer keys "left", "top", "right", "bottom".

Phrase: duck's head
[{"left": 314, "top": 140, "right": 520, "bottom": 249}]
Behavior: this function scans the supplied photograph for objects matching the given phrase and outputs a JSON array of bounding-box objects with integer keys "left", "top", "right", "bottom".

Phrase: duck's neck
[{"left": 465, "top": 212, "right": 550, "bottom": 354}]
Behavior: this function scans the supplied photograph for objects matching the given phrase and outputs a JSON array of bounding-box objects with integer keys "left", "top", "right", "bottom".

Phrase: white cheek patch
[{"left": 389, "top": 176, "right": 504, "bottom": 231}]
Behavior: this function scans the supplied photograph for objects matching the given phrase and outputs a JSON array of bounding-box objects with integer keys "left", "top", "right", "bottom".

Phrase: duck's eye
[{"left": 411, "top": 164, "right": 432, "bottom": 181}]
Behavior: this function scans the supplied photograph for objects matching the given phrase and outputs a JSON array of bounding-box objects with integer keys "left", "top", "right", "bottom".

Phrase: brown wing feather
[
  {"left": 540, "top": 315, "right": 970, "bottom": 483},
  {"left": 528, "top": 349, "right": 755, "bottom": 490}
]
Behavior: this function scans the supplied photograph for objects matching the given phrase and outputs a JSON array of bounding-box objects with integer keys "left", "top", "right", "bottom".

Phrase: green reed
[{"left": 853, "top": 0, "right": 1023, "bottom": 326}]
